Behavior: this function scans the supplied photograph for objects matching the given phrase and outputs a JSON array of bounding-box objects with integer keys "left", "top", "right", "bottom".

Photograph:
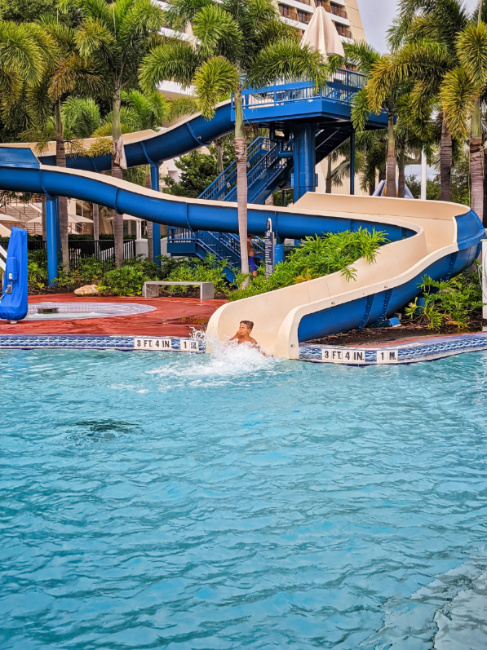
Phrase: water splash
[{"left": 147, "top": 334, "right": 280, "bottom": 389}]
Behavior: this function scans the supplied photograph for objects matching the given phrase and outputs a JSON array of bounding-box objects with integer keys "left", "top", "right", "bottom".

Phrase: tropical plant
[
  {"left": 163, "top": 138, "right": 234, "bottom": 198},
  {"left": 164, "top": 253, "right": 229, "bottom": 294},
  {"left": 58, "top": 0, "right": 166, "bottom": 267},
  {"left": 62, "top": 96, "right": 101, "bottom": 139},
  {"left": 0, "top": 0, "right": 57, "bottom": 23},
  {"left": 231, "top": 229, "right": 387, "bottom": 300},
  {"left": 139, "top": 0, "right": 327, "bottom": 282},
  {"left": 405, "top": 271, "right": 483, "bottom": 330}
]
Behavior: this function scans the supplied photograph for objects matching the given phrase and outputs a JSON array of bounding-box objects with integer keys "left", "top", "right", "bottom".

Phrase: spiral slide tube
[{"left": 0, "top": 147, "right": 483, "bottom": 358}]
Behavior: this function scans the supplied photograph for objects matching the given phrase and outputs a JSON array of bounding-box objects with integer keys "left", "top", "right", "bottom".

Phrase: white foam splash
[{"left": 147, "top": 334, "right": 279, "bottom": 388}]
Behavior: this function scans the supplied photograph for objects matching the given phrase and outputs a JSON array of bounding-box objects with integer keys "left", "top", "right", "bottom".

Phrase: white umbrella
[
  {"left": 0, "top": 223, "right": 11, "bottom": 237},
  {"left": 28, "top": 214, "right": 93, "bottom": 224},
  {"left": 0, "top": 214, "right": 22, "bottom": 222},
  {"left": 301, "top": 6, "right": 345, "bottom": 60},
  {"left": 107, "top": 214, "right": 142, "bottom": 221}
]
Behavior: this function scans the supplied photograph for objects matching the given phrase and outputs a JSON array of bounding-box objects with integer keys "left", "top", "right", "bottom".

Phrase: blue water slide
[
  {"left": 0, "top": 227, "right": 28, "bottom": 321},
  {"left": 36, "top": 102, "right": 234, "bottom": 172},
  {"left": 0, "top": 148, "right": 414, "bottom": 243}
]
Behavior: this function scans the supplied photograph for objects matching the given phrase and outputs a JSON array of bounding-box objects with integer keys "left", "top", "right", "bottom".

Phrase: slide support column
[
  {"left": 274, "top": 234, "right": 285, "bottom": 265},
  {"left": 150, "top": 163, "right": 161, "bottom": 265},
  {"left": 350, "top": 130, "right": 356, "bottom": 196},
  {"left": 46, "top": 196, "right": 61, "bottom": 286},
  {"left": 292, "top": 124, "right": 318, "bottom": 202}
]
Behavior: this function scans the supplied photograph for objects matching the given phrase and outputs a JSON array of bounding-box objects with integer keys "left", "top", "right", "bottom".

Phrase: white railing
[
  {"left": 0, "top": 244, "right": 7, "bottom": 272},
  {"left": 100, "top": 240, "right": 136, "bottom": 262}
]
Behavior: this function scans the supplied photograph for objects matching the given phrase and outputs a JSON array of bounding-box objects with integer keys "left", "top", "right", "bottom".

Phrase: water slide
[
  {"left": 0, "top": 147, "right": 483, "bottom": 357},
  {"left": 2, "top": 102, "right": 234, "bottom": 172}
]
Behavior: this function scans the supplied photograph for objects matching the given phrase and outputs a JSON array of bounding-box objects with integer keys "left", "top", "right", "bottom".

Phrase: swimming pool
[{"left": 1, "top": 345, "right": 487, "bottom": 648}]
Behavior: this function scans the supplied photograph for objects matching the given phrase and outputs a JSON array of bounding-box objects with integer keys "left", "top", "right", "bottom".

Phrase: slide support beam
[
  {"left": 350, "top": 130, "right": 355, "bottom": 196},
  {"left": 292, "top": 124, "right": 318, "bottom": 202},
  {"left": 150, "top": 163, "right": 161, "bottom": 265},
  {"left": 46, "top": 196, "right": 60, "bottom": 286}
]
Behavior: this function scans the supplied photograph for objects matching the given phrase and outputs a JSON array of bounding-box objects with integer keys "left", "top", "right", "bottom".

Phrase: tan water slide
[{"left": 206, "top": 193, "right": 476, "bottom": 358}]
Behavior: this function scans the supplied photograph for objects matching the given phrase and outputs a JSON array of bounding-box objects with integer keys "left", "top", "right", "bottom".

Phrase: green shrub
[
  {"left": 230, "top": 229, "right": 387, "bottom": 301},
  {"left": 405, "top": 271, "right": 483, "bottom": 331},
  {"left": 164, "top": 254, "right": 229, "bottom": 294},
  {"left": 28, "top": 250, "right": 48, "bottom": 292}
]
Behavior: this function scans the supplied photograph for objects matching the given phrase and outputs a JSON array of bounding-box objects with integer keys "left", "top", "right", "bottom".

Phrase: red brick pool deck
[{"left": 0, "top": 294, "right": 227, "bottom": 337}]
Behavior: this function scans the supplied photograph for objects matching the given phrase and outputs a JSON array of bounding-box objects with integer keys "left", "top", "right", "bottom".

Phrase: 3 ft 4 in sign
[
  {"left": 321, "top": 348, "right": 367, "bottom": 364},
  {"left": 134, "top": 337, "right": 172, "bottom": 350}
]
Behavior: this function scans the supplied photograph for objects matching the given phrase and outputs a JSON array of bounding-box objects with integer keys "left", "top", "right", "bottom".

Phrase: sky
[{"left": 356, "top": 0, "right": 479, "bottom": 52}]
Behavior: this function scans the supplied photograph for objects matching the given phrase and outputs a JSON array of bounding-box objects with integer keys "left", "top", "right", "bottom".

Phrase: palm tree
[
  {"left": 139, "top": 0, "right": 326, "bottom": 279},
  {"left": 345, "top": 42, "right": 403, "bottom": 197},
  {"left": 21, "top": 18, "right": 102, "bottom": 272},
  {"left": 387, "top": 0, "right": 469, "bottom": 201},
  {"left": 59, "top": 0, "right": 165, "bottom": 267},
  {"left": 439, "top": 4, "right": 487, "bottom": 221}
]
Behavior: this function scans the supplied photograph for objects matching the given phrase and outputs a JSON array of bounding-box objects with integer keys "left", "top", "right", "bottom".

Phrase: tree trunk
[
  {"left": 55, "top": 100, "right": 69, "bottom": 272},
  {"left": 398, "top": 148, "right": 405, "bottom": 198},
  {"left": 93, "top": 203, "right": 99, "bottom": 242},
  {"left": 234, "top": 89, "right": 249, "bottom": 283},
  {"left": 111, "top": 83, "right": 125, "bottom": 268},
  {"left": 41, "top": 195, "right": 46, "bottom": 242},
  {"left": 386, "top": 112, "right": 396, "bottom": 197},
  {"left": 470, "top": 98, "right": 484, "bottom": 223},
  {"left": 216, "top": 138, "right": 224, "bottom": 173},
  {"left": 145, "top": 166, "right": 153, "bottom": 261},
  {"left": 325, "top": 157, "right": 332, "bottom": 193},
  {"left": 440, "top": 114, "right": 452, "bottom": 202}
]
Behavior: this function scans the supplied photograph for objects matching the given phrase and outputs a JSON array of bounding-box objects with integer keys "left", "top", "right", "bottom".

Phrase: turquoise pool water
[{"left": 1, "top": 345, "right": 487, "bottom": 649}]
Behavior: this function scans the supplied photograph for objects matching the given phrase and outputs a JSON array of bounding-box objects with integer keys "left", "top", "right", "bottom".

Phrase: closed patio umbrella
[{"left": 301, "top": 6, "right": 345, "bottom": 60}]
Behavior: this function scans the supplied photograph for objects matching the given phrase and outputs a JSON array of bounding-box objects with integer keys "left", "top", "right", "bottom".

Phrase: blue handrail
[{"left": 240, "top": 69, "right": 366, "bottom": 110}]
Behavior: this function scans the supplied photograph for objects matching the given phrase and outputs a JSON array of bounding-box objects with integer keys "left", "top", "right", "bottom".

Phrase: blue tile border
[
  {"left": 299, "top": 333, "right": 487, "bottom": 366},
  {"left": 0, "top": 334, "right": 206, "bottom": 353},
  {"left": 1, "top": 332, "right": 487, "bottom": 365}
]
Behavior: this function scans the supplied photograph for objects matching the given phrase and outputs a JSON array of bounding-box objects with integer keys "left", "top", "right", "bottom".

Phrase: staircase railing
[
  {"left": 169, "top": 135, "right": 283, "bottom": 265},
  {"left": 200, "top": 136, "right": 272, "bottom": 202}
]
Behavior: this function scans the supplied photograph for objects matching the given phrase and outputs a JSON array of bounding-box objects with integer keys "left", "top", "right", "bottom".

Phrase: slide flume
[{"left": 0, "top": 147, "right": 483, "bottom": 358}]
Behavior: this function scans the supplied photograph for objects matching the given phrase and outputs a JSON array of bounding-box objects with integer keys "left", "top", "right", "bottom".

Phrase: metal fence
[
  {"left": 3, "top": 237, "right": 137, "bottom": 270},
  {"left": 68, "top": 238, "right": 136, "bottom": 269}
]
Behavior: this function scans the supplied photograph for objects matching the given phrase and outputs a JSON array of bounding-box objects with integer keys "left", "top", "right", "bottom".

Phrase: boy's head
[{"left": 238, "top": 320, "right": 254, "bottom": 335}]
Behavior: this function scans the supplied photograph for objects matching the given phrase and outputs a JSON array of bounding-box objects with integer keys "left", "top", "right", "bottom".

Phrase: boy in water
[{"left": 230, "top": 320, "right": 259, "bottom": 347}]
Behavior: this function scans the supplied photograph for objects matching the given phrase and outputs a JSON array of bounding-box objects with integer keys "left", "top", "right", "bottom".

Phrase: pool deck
[
  {"left": 0, "top": 294, "right": 487, "bottom": 364},
  {"left": 0, "top": 294, "right": 226, "bottom": 337}
]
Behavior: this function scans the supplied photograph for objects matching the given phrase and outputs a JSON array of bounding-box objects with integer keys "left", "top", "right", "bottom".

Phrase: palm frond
[
  {"left": 62, "top": 96, "right": 101, "bottom": 138},
  {"left": 167, "top": 96, "right": 199, "bottom": 121},
  {"left": 193, "top": 4, "right": 242, "bottom": 58},
  {"left": 193, "top": 56, "right": 239, "bottom": 118},
  {"left": 440, "top": 66, "right": 480, "bottom": 140},
  {"left": 164, "top": 0, "right": 215, "bottom": 33},
  {"left": 74, "top": 17, "right": 117, "bottom": 59},
  {"left": 248, "top": 40, "right": 326, "bottom": 89},
  {"left": 139, "top": 41, "right": 201, "bottom": 92},
  {"left": 457, "top": 22, "right": 487, "bottom": 86}
]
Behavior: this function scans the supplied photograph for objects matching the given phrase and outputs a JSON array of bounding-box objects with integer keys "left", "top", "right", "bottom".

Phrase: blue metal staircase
[{"left": 167, "top": 126, "right": 352, "bottom": 270}]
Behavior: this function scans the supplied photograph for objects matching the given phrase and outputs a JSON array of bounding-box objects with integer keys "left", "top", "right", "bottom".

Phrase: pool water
[{"left": 1, "top": 345, "right": 487, "bottom": 649}]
